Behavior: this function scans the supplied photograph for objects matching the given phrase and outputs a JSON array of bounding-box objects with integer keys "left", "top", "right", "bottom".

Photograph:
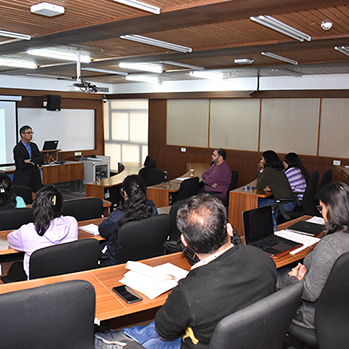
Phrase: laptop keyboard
[{"left": 250, "top": 235, "right": 281, "bottom": 250}]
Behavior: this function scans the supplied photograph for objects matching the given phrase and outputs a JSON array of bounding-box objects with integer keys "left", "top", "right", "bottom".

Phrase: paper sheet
[
  {"left": 79, "top": 224, "right": 99, "bottom": 236},
  {"left": 306, "top": 216, "right": 325, "bottom": 225}
]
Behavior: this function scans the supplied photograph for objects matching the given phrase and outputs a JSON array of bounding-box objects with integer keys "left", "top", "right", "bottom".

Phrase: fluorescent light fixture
[
  {"left": 28, "top": 49, "right": 91, "bottom": 63},
  {"left": 250, "top": 15, "right": 311, "bottom": 42},
  {"left": 30, "top": 2, "right": 65, "bottom": 17},
  {"left": 189, "top": 71, "right": 224, "bottom": 80},
  {"left": 125, "top": 74, "right": 159, "bottom": 83},
  {"left": 261, "top": 52, "right": 298, "bottom": 65},
  {"left": 159, "top": 60, "right": 204, "bottom": 70},
  {"left": 335, "top": 46, "right": 349, "bottom": 56},
  {"left": 26, "top": 73, "right": 73, "bottom": 79},
  {"left": 0, "top": 59, "right": 37, "bottom": 69},
  {"left": 0, "top": 30, "right": 30, "bottom": 41},
  {"left": 119, "top": 62, "right": 162, "bottom": 73},
  {"left": 113, "top": 0, "right": 160, "bottom": 14},
  {"left": 120, "top": 35, "right": 192, "bottom": 53},
  {"left": 82, "top": 67, "right": 128, "bottom": 76},
  {"left": 234, "top": 58, "right": 254, "bottom": 64}
]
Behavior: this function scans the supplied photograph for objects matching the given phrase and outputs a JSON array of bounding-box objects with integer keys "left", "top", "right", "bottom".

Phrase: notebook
[
  {"left": 286, "top": 220, "right": 324, "bottom": 236},
  {"left": 242, "top": 205, "right": 302, "bottom": 258},
  {"left": 42, "top": 140, "right": 59, "bottom": 151}
]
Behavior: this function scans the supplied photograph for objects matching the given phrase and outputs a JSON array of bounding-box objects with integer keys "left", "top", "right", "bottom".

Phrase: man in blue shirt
[{"left": 13, "top": 125, "right": 44, "bottom": 192}]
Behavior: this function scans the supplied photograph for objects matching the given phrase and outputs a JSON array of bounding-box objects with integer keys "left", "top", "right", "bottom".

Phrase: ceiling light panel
[
  {"left": 113, "top": 0, "right": 160, "bottom": 14},
  {"left": 119, "top": 62, "right": 162, "bottom": 73},
  {"left": 28, "top": 49, "right": 91, "bottom": 63},
  {"left": 250, "top": 15, "right": 311, "bottom": 42},
  {"left": 120, "top": 35, "right": 192, "bottom": 53},
  {"left": 125, "top": 74, "right": 159, "bottom": 83},
  {"left": 0, "top": 30, "right": 30, "bottom": 41},
  {"left": 82, "top": 67, "right": 128, "bottom": 76},
  {"left": 261, "top": 52, "right": 298, "bottom": 65},
  {"left": 0, "top": 59, "right": 37, "bottom": 69}
]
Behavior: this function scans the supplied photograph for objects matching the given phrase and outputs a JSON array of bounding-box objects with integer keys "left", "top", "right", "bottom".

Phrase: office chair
[
  {"left": 0, "top": 280, "right": 95, "bottom": 349},
  {"left": 0, "top": 207, "right": 34, "bottom": 230},
  {"left": 29, "top": 238, "right": 100, "bottom": 279},
  {"left": 145, "top": 168, "right": 164, "bottom": 187},
  {"left": 62, "top": 197, "right": 104, "bottom": 221},
  {"left": 10, "top": 184, "right": 32, "bottom": 204},
  {"left": 171, "top": 177, "right": 199, "bottom": 203},
  {"left": 114, "top": 214, "right": 171, "bottom": 265},
  {"left": 288, "top": 251, "right": 349, "bottom": 349},
  {"left": 207, "top": 283, "right": 303, "bottom": 349},
  {"left": 317, "top": 168, "right": 333, "bottom": 196},
  {"left": 138, "top": 159, "right": 156, "bottom": 180}
]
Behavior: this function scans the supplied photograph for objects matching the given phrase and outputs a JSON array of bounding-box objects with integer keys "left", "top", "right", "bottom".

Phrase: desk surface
[
  {"left": 0, "top": 216, "right": 324, "bottom": 323},
  {"left": 0, "top": 217, "right": 106, "bottom": 256}
]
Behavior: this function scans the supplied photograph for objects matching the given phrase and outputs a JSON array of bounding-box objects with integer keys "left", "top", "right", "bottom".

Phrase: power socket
[
  {"left": 333, "top": 160, "right": 341, "bottom": 166},
  {"left": 181, "top": 147, "right": 186, "bottom": 152}
]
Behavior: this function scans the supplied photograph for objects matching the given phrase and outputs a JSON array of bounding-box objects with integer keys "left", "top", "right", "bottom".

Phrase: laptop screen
[
  {"left": 243, "top": 205, "right": 274, "bottom": 245},
  {"left": 42, "top": 140, "right": 59, "bottom": 151}
]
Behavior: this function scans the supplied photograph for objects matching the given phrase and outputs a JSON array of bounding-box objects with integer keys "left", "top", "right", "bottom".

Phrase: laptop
[
  {"left": 286, "top": 220, "right": 324, "bottom": 236},
  {"left": 42, "top": 140, "right": 59, "bottom": 151},
  {"left": 242, "top": 205, "right": 302, "bottom": 258}
]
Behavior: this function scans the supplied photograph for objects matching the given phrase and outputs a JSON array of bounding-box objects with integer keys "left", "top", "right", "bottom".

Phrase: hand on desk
[
  {"left": 288, "top": 263, "right": 308, "bottom": 280},
  {"left": 264, "top": 185, "right": 272, "bottom": 192}
]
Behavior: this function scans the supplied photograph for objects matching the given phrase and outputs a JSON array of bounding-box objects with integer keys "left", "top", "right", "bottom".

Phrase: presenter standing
[{"left": 13, "top": 125, "right": 44, "bottom": 193}]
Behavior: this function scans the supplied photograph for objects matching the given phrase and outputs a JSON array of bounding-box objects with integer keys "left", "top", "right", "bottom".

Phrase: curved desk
[
  {"left": 85, "top": 162, "right": 143, "bottom": 200},
  {"left": 147, "top": 163, "right": 210, "bottom": 208},
  {"left": 228, "top": 179, "right": 272, "bottom": 236}
]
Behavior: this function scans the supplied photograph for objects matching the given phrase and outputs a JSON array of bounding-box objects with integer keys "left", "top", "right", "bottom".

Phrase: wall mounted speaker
[{"left": 46, "top": 94, "right": 61, "bottom": 111}]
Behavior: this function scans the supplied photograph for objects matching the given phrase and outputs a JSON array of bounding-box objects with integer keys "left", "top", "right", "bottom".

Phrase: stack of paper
[
  {"left": 79, "top": 224, "right": 99, "bottom": 236},
  {"left": 275, "top": 230, "right": 320, "bottom": 255},
  {"left": 120, "top": 261, "right": 188, "bottom": 299}
]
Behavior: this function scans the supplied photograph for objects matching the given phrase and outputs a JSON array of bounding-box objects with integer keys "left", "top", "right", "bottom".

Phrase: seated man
[
  {"left": 201, "top": 148, "right": 231, "bottom": 198},
  {"left": 123, "top": 194, "right": 277, "bottom": 349}
]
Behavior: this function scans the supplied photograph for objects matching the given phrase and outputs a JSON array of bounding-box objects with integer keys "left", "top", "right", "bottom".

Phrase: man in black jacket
[
  {"left": 124, "top": 194, "right": 277, "bottom": 349},
  {"left": 13, "top": 125, "right": 44, "bottom": 193}
]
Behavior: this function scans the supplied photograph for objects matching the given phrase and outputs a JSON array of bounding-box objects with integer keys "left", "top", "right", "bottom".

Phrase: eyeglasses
[
  {"left": 23, "top": 131, "right": 34, "bottom": 134},
  {"left": 317, "top": 205, "right": 324, "bottom": 213}
]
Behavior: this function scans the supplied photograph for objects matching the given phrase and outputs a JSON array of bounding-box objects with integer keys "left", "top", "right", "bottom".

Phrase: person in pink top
[
  {"left": 7, "top": 184, "right": 78, "bottom": 279},
  {"left": 201, "top": 148, "right": 232, "bottom": 198}
]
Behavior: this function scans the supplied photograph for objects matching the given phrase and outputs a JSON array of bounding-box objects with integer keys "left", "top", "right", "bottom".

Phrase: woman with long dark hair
[
  {"left": 0, "top": 173, "right": 26, "bottom": 209},
  {"left": 277, "top": 182, "right": 349, "bottom": 329},
  {"left": 283, "top": 152, "right": 309, "bottom": 200},
  {"left": 99, "top": 174, "right": 158, "bottom": 266},
  {"left": 7, "top": 184, "right": 78, "bottom": 278}
]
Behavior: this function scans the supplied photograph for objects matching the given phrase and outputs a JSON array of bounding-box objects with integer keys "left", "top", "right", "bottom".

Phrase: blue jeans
[
  {"left": 123, "top": 321, "right": 181, "bottom": 349},
  {"left": 258, "top": 199, "right": 295, "bottom": 231}
]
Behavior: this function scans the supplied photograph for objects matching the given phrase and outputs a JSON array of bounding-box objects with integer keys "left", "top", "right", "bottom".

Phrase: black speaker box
[{"left": 46, "top": 94, "right": 61, "bottom": 111}]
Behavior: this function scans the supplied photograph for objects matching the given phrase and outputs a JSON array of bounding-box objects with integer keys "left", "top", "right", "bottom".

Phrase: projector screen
[{"left": 0, "top": 101, "right": 17, "bottom": 166}]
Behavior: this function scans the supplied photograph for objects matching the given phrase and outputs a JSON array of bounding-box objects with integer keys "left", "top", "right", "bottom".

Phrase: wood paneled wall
[{"left": 1, "top": 88, "right": 104, "bottom": 161}]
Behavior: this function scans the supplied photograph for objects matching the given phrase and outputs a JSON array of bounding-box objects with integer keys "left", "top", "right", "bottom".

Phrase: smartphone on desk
[{"left": 112, "top": 285, "right": 143, "bottom": 304}]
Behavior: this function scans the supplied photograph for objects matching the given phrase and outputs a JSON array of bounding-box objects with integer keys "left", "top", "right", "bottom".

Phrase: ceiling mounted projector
[{"left": 30, "top": 2, "right": 65, "bottom": 17}]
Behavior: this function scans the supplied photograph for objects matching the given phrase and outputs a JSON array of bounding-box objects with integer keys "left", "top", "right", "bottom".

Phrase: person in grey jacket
[{"left": 277, "top": 182, "right": 349, "bottom": 329}]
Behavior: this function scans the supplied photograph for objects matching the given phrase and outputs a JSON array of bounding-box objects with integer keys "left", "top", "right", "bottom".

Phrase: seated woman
[
  {"left": 0, "top": 173, "right": 26, "bottom": 209},
  {"left": 283, "top": 152, "right": 309, "bottom": 201},
  {"left": 277, "top": 182, "right": 349, "bottom": 329},
  {"left": 98, "top": 174, "right": 158, "bottom": 266},
  {"left": 7, "top": 184, "right": 78, "bottom": 279},
  {"left": 257, "top": 150, "right": 295, "bottom": 215}
]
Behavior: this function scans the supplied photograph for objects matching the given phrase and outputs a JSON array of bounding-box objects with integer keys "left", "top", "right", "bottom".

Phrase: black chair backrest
[
  {"left": 302, "top": 171, "right": 319, "bottom": 216},
  {"left": 29, "top": 239, "right": 100, "bottom": 279},
  {"left": 114, "top": 214, "right": 171, "bottom": 265},
  {"left": 208, "top": 283, "right": 303, "bottom": 349},
  {"left": 0, "top": 208, "right": 34, "bottom": 230},
  {"left": 315, "top": 251, "right": 349, "bottom": 348},
  {"left": 10, "top": 184, "right": 32, "bottom": 204},
  {"left": 225, "top": 170, "right": 239, "bottom": 204},
  {"left": 138, "top": 159, "right": 156, "bottom": 180},
  {"left": 62, "top": 197, "right": 103, "bottom": 221},
  {"left": 0, "top": 280, "right": 95, "bottom": 349},
  {"left": 145, "top": 168, "right": 164, "bottom": 187},
  {"left": 175, "top": 177, "right": 199, "bottom": 202},
  {"left": 317, "top": 169, "right": 333, "bottom": 194},
  {"left": 168, "top": 198, "right": 189, "bottom": 241}
]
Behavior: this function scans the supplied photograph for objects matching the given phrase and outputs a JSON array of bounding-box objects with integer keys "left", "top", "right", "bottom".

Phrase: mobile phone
[{"left": 112, "top": 285, "right": 143, "bottom": 304}]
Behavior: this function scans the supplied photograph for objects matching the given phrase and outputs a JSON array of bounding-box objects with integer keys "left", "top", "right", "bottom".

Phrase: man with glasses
[{"left": 13, "top": 125, "right": 44, "bottom": 192}]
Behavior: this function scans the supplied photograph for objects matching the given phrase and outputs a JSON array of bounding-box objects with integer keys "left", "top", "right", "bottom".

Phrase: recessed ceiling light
[{"left": 30, "top": 2, "right": 65, "bottom": 17}]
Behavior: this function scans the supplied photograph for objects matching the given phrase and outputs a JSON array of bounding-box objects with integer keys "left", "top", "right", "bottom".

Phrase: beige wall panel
[
  {"left": 260, "top": 98, "right": 320, "bottom": 155},
  {"left": 210, "top": 99, "right": 260, "bottom": 151},
  {"left": 167, "top": 100, "right": 209, "bottom": 147},
  {"left": 319, "top": 99, "right": 349, "bottom": 158}
]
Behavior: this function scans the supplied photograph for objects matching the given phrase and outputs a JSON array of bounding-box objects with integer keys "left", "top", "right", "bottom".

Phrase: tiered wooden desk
[
  {"left": 147, "top": 163, "right": 210, "bottom": 208},
  {"left": 0, "top": 215, "right": 324, "bottom": 323},
  {"left": 85, "top": 162, "right": 143, "bottom": 200},
  {"left": 228, "top": 179, "right": 273, "bottom": 236}
]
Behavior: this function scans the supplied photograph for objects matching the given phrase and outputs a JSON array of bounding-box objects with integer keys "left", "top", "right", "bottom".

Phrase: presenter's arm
[
  {"left": 13, "top": 144, "right": 33, "bottom": 171},
  {"left": 31, "top": 143, "right": 44, "bottom": 166}
]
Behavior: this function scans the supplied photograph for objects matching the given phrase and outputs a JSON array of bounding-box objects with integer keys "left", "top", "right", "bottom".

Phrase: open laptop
[
  {"left": 242, "top": 205, "right": 302, "bottom": 258},
  {"left": 42, "top": 140, "right": 59, "bottom": 151},
  {"left": 286, "top": 220, "right": 324, "bottom": 236}
]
